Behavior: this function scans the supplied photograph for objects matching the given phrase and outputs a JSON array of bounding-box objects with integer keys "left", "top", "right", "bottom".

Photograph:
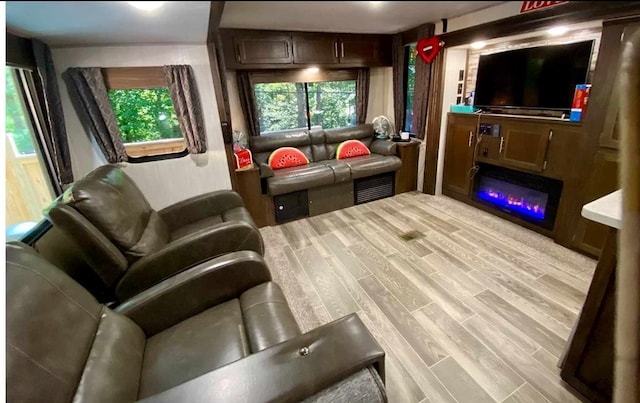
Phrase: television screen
[{"left": 474, "top": 40, "right": 594, "bottom": 111}]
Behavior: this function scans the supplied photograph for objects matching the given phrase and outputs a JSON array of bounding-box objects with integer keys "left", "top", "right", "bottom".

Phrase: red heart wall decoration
[{"left": 417, "top": 36, "right": 442, "bottom": 64}]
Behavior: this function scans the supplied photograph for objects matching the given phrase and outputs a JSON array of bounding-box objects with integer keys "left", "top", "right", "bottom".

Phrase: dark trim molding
[
  {"left": 440, "top": 1, "right": 640, "bottom": 48},
  {"left": 6, "top": 31, "right": 36, "bottom": 69},
  {"left": 207, "top": 1, "right": 239, "bottom": 190}
]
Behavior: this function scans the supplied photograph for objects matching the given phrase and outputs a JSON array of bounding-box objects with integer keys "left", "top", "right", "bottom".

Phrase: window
[
  {"left": 404, "top": 44, "right": 417, "bottom": 133},
  {"left": 253, "top": 70, "right": 357, "bottom": 134},
  {"left": 104, "top": 67, "right": 186, "bottom": 158},
  {"left": 5, "top": 67, "right": 55, "bottom": 230}
]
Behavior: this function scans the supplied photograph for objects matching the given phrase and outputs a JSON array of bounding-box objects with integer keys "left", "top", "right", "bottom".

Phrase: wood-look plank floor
[{"left": 260, "top": 192, "right": 596, "bottom": 403}]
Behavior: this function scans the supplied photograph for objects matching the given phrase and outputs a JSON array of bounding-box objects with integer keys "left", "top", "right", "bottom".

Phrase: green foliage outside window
[
  {"left": 404, "top": 44, "right": 417, "bottom": 133},
  {"left": 5, "top": 69, "right": 36, "bottom": 155},
  {"left": 108, "top": 88, "right": 181, "bottom": 143},
  {"left": 254, "top": 80, "right": 356, "bottom": 134}
]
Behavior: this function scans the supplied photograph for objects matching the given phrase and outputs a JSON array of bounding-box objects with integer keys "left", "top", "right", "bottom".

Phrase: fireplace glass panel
[{"left": 476, "top": 177, "right": 548, "bottom": 220}]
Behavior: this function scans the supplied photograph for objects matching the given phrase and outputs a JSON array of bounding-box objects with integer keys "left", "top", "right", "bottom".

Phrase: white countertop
[{"left": 581, "top": 189, "right": 622, "bottom": 229}]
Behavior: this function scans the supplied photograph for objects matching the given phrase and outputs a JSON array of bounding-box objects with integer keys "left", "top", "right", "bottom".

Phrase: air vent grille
[{"left": 354, "top": 173, "right": 394, "bottom": 204}]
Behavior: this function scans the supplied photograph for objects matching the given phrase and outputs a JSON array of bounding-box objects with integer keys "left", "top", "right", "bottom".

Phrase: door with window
[{"left": 5, "top": 67, "right": 55, "bottom": 230}]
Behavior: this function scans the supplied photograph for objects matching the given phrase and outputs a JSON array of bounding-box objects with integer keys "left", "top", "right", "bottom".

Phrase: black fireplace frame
[{"left": 472, "top": 163, "right": 563, "bottom": 230}]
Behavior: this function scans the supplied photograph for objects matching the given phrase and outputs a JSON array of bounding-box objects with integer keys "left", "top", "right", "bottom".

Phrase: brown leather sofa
[
  {"left": 7, "top": 243, "right": 386, "bottom": 402},
  {"left": 251, "top": 124, "right": 402, "bottom": 197},
  {"left": 47, "top": 165, "right": 264, "bottom": 301}
]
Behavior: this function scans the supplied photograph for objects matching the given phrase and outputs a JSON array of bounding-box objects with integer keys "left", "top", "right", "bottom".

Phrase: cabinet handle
[
  {"left": 468, "top": 131, "right": 473, "bottom": 147},
  {"left": 341, "top": 42, "right": 345, "bottom": 58},
  {"left": 334, "top": 42, "right": 338, "bottom": 58},
  {"left": 542, "top": 129, "right": 553, "bottom": 171},
  {"left": 499, "top": 137, "right": 505, "bottom": 153}
]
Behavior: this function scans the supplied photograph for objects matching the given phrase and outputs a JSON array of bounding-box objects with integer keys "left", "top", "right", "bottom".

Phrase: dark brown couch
[
  {"left": 7, "top": 243, "right": 386, "bottom": 402},
  {"left": 250, "top": 124, "right": 402, "bottom": 196}
]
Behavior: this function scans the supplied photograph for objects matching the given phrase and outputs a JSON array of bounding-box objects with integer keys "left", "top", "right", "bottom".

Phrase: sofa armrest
[
  {"left": 370, "top": 139, "right": 397, "bottom": 156},
  {"left": 258, "top": 162, "right": 274, "bottom": 178},
  {"left": 137, "top": 313, "right": 385, "bottom": 403},
  {"left": 116, "top": 250, "right": 271, "bottom": 336},
  {"left": 115, "top": 221, "right": 264, "bottom": 301},
  {"left": 158, "top": 190, "right": 245, "bottom": 230}
]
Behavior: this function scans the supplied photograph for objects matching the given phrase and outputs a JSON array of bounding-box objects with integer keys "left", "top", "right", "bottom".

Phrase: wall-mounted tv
[{"left": 474, "top": 40, "right": 594, "bottom": 112}]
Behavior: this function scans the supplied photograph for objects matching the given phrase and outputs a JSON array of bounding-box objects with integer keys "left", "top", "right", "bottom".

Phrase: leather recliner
[
  {"left": 7, "top": 243, "right": 386, "bottom": 403},
  {"left": 47, "top": 165, "right": 264, "bottom": 301}
]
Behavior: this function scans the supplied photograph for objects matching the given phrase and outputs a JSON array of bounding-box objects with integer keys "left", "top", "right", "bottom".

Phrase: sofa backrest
[
  {"left": 323, "top": 124, "right": 375, "bottom": 159},
  {"left": 249, "top": 124, "right": 376, "bottom": 164},
  {"left": 249, "top": 129, "right": 313, "bottom": 165},
  {"left": 52, "top": 165, "right": 170, "bottom": 260}
]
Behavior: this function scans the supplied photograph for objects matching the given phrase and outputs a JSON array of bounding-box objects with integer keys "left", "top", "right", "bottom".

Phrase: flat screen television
[{"left": 474, "top": 40, "right": 594, "bottom": 112}]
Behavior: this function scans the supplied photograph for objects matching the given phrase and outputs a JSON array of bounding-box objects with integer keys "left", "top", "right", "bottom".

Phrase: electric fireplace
[{"left": 472, "top": 164, "right": 563, "bottom": 230}]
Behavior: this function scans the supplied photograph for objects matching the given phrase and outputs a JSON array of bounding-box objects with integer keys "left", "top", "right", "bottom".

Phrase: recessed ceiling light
[
  {"left": 306, "top": 66, "right": 320, "bottom": 73},
  {"left": 548, "top": 26, "right": 569, "bottom": 36},
  {"left": 369, "top": 1, "right": 384, "bottom": 6},
  {"left": 128, "top": 1, "right": 165, "bottom": 11},
  {"left": 471, "top": 41, "right": 486, "bottom": 50}
]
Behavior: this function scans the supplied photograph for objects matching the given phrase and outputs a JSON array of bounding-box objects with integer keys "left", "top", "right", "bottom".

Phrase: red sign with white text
[{"left": 520, "top": 1, "right": 568, "bottom": 13}]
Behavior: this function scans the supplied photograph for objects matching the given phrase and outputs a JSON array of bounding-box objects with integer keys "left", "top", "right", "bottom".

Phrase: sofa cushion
[
  {"left": 268, "top": 147, "right": 310, "bottom": 170},
  {"left": 169, "top": 215, "right": 224, "bottom": 242},
  {"left": 324, "top": 125, "right": 374, "bottom": 159},
  {"left": 267, "top": 162, "right": 335, "bottom": 196},
  {"left": 140, "top": 299, "right": 250, "bottom": 398},
  {"left": 74, "top": 310, "right": 146, "bottom": 403},
  {"left": 321, "top": 159, "right": 352, "bottom": 183},
  {"left": 249, "top": 130, "right": 312, "bottom": 165},
  {"left": 61, "top": 165, "right": 170, "bottom": 259},
  {"left": 336, "top": 139, "right": 371, "bottom": 160},
  {"left": 310, "top": 129, "right": 328, "bottom": 161},
  {"left": 240, "top": 282, "right": 301, "bottom": 352},
  {"left": 340, "top": 154, "right": 403, "bottom": 179}
]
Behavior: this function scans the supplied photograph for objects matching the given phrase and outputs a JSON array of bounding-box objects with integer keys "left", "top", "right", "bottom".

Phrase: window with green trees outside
[
  {"left": 404, "top": 44, "right": 417, "bottom": 133},
  {"left": 108, "top": 88, "right": 181, "bottom": 143},
  {"left": 254, "top": 80, "right": 356, "bottom": 134}
]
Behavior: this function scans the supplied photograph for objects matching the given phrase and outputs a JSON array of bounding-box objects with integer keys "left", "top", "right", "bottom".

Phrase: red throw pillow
[
  {"left": 268, "top": 147, "right": 310, "bottom": 169},
  {"left": 336, "top": 139, "right": 371, "bottom": 160}
]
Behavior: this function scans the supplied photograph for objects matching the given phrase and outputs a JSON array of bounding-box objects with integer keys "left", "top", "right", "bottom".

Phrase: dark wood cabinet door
[
  {"left": 292, "top": 34, "right": 339, "bottom": 64},
  {"left": 443, "top": 119, "right": 475, "bottom": 196},
  {"left": 339, "top": 35, "right": 379, "bottom": 65},
  {"left": 233, "top": 34, "right": 293, "bottom": 64},
  {"left": 572, "top": 150, "right": 619, "bottom": 256},
  {"left": 499, "top": 121, "right": 551, "bottom": 172}
]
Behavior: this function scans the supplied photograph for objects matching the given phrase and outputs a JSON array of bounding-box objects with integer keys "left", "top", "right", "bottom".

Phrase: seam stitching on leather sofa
[
  {"left": 8, "top": 343, "right": 70, "bottom": 385},
  {"left": 241, "top": 300, "right": 288, "bottom": 312},
  {"left": 7, "top": 264, "right": 99, "bottom": 320}
]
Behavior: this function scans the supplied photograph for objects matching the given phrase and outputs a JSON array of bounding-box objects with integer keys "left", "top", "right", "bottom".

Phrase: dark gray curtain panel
[
  {"left": 163, "top": 65, "right": 207, "bottom": 154},
  {"left": 391, "top": 33, "right": 406, "bottom": 135},
  {"left": 32, "top": 39, "right": 74, "bottom": 187},
  {"left": 412, "top": 24, "right": 435, "bottom": 140},
  {"left": 63, "top": 67, "right": 128, "bottom": 163},
  {"left": 356, "top": 68, "right": 370, "bottom": 125},
  {"left": 236, "top": 71, "right": 260, "bottom": 136}
]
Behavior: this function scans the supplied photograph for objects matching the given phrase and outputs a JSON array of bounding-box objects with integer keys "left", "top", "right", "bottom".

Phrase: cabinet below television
[{"left": 442, "top": 112, "right": 597, "bottom": 252}]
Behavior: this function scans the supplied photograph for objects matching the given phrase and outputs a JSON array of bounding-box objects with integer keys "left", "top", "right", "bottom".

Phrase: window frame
[
  {"left": 251, "top": 69, "right": 358, "bottom": 135},
  {"left": 12, "top": 67, "right": 62, "bottom": 196},
  {"left": 103, "top": 66, "right": 189, "bottom": 163}
]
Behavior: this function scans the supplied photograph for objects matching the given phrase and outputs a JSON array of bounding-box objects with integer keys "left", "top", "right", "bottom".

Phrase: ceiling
[
  {"left": 6, "top": 1, "right": 211, "bottom": 47},
  {"left": 220, "top": 1, "right": 505, "bottom": 34},
  {"left": 6, "top": 1, "right": 505, "bottom": 47}
]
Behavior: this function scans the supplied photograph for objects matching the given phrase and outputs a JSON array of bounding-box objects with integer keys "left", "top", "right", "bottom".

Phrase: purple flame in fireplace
[{"left": 476, "top": 178, "right": 548, "bottom": 220}]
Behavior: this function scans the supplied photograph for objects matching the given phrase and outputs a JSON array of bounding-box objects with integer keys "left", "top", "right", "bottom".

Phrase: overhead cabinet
[
  {"left": 222, "top": 29, "right": 391, "bottom": 69},
  {"left": 232, "top": 32, "right": 293, "bottom": 64}
]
